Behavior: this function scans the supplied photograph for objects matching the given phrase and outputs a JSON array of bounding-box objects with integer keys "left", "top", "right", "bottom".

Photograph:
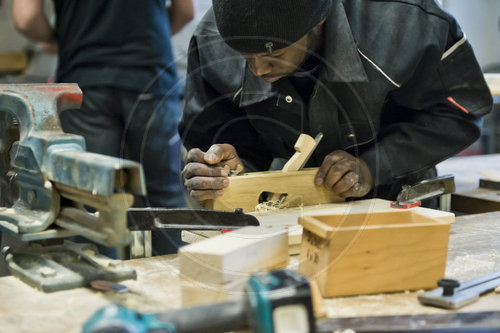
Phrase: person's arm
[
  {"left": 179, "top": 25, "right": 273, "bottom": 203},
  {"left": 360, "top": 37, "right": 492, "bottom": 190},
  {"left": 12, "top": 0, "right": 55, "bottom": 43},
  {"left": 168, "top": 0, "right": 194, "bottom": 35}
]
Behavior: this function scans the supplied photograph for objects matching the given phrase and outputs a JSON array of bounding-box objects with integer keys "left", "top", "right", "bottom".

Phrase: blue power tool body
[{"left": 82, "top": 269, "right": 316, "bottom": 333}]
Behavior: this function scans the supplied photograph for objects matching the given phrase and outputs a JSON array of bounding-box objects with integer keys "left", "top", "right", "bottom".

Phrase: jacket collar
[
  {"left": 238, "top": 0, "right": 367, "bottom": 107},
  {"left": 321, "top": 0, "right": 368, "bottom": 83}
]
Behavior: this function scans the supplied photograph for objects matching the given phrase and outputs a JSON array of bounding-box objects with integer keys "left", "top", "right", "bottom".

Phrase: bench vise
[{"left": 0, "top": 84, "right": 146, "bottom": 291}]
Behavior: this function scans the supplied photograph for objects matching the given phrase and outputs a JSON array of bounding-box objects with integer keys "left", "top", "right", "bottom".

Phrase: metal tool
[
  {"left": 0, "top": 84, "right": 145, "bottom": 245},
  {"left": 0, "top": 84, "right": 146, "bottom": 291},
  {"left": 2, "top": 241, "right": 136, "bottom": 293},
  {"left": 127, "top": 207, "right": 259, "bottom": 231},
  {"left": 83, "top": 269, "right": 316, "bottom": 333},
  {"left": 391, "top": 174, "right": 455, "bottom": 209},
  {"left": 418, "top": 271, "right": 500, "bottom": 309},
  {"left": 316, "top": 311, "right": 500, "bottom": 332}
]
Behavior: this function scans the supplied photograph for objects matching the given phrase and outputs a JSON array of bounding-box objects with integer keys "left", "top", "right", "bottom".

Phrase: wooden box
[{"left": 298, "top": 206, "right": 452, "bottom": 297}]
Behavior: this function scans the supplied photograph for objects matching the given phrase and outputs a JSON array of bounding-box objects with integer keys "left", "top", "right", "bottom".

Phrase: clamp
[
  {"left": 391, "top": 174, "right": 456, "bottom": 210},
  {"left": 0, "top": 84, "right": 146, "bottom": 291}
]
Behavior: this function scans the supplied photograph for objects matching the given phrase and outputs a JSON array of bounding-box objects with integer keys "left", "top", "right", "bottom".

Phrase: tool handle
[{"left": 157, "top": 300, "right": 249, "bottom": 333}]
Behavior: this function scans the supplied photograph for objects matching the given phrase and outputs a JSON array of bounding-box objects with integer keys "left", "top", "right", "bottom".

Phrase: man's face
[{"left": 241, "top": 23, "right": 323, "bottom": 83}]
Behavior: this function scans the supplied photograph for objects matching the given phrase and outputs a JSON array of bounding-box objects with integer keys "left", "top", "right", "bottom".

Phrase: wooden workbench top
[{"left": 1, "top": 211, "right": 499, "bottom": 333}]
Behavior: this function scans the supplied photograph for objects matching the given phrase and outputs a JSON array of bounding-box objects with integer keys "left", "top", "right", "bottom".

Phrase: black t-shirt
[{"left": 53, "top": 0, "right": 179, "bottom": 95}]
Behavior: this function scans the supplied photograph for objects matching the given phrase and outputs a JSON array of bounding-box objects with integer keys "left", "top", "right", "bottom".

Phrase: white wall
[
  {"left": 441, "top": 0, "right": 500, "bottom": 71},
  {"left": 0, "top": 0, "right": 30, "bottom": 52},
  {"left": 172, "top": 0, "right": 212, "bottom": 82},
  {"left": 0, "top": 0, "right": 57, "bottom": 79}
]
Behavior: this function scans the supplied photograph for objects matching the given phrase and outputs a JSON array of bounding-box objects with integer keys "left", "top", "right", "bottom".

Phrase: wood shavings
[
  {"left": 224, "top": 164, "right": 243, "bottom": 176},
  {"left": 255, "top": 198, "right": 289, "bottom": 212}
]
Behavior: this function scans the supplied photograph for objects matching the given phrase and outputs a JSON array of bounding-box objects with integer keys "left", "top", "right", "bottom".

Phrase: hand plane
[{"left": 205, "top": 133, "right": 343, "bottom": 212}]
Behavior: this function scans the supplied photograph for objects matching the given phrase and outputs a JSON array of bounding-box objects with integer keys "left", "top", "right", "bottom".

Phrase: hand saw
[{"left": 127, "top": 208, "right": 259, "bottom": 231}]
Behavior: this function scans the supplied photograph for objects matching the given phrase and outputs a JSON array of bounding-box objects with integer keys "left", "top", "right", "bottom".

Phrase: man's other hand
[
  {"left": 315, "top": 150, "right": 373, "bottom": 198},
  {"left": 182, "top": 144, "right": 244, "bottom": 203}
]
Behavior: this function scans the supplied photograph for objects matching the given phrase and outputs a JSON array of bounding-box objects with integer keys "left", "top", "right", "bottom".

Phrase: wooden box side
[
  {"left": 298, "top": 228, "right": 331, "bottom": 294},
  {"left": 299, "top": 211, "right": 451, "bottom": 297}
]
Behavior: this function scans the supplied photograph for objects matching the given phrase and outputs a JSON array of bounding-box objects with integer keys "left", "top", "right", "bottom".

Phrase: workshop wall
[
  {"left": 0, "top": 0, "right": 57, "bottom": 82},
  {"left": 0, "top": 0, "right": 28, "bottom": 52},
  {"left": 441, "top": 0, "right": 500, "bottom": 72}
]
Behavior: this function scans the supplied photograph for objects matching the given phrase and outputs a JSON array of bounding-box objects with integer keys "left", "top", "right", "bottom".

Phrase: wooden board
[
  {"left": 205, "top": 168, "right": 343, "bottom": 212},
  {"left": 0, "top": 52, "right": 28, "bottom": 73},
  {"left": 485, "top": 73, "right": 500, "bottom": 96},
  {"left": 178, "top": 226, "right": 289, "bottom": 285},
  {"left": 0, "top": 212, "right": 499, "bottom": 333},
  {"left": 298, "top": 205, "right": 452, "bottom": 297}
]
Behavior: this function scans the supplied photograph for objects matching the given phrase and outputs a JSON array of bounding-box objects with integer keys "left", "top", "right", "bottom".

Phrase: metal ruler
[{"left": 418, "top": 271, "right": 500, "bottom": 309}]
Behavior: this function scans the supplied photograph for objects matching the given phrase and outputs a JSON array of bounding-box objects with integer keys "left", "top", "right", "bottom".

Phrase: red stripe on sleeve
[{"left": 447, "top": 96, "right": 470, "bottom": 114}]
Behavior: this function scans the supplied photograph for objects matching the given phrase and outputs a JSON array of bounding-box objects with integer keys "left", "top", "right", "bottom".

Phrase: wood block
[
  {"left": 298, "top": 206, "right": 452, "bottom": 297},
  {"left": 179, "top": 226, "right": 289, "bottom": 285},
  {"left": 485, "top": 73, "right": 500, "bottom": 96},
  {"left": 205, "top": 168, "right": 343, "bottom": 212},
  {"left": 0, "top": 52, "right": 28, "bottom": 73}
]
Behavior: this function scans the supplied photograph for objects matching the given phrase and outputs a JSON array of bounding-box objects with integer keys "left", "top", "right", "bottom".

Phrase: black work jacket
[{"left": 179, "top": 0, "right": 492, "bottom": 200}]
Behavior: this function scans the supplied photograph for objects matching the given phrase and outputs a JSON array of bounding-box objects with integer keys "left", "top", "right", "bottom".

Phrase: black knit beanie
[{"left": 213, "top": 0, "right": 333, "bottom": 54}]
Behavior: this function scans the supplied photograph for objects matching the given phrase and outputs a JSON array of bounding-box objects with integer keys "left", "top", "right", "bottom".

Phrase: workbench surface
[
  {"left": 437, "top": 153, "right": 500, "bottom": 213},
  {"left": 1, "top": 212, "right": 499, "bottom": 333}
]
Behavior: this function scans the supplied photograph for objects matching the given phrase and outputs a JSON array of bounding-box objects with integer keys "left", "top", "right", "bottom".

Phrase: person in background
[
  {"left": 179, "top": 0, "right": 492, "bottom": 206},
  {"left": 12, "top": 0, "right": 194, "bottom": 255}
]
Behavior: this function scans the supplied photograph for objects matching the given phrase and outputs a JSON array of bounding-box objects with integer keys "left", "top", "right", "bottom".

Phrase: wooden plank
[
  {"left": 205, "top": 168, "right": 343, "bottom": 212},
  {"left": 0, "top": 52, "right": 28, "bottom": 73},
  {"left": 0, "top": 212, "right": 499, "bottom": 332},
  {"left": 485, "top": 73, "right": 500, "bottom": 96},
  {"left": 178, "top": 226, "right": 289, "bottom": 285}
]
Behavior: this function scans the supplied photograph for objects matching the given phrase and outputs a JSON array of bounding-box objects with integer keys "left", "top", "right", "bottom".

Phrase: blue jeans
[{"left": 59, "top": 87, "right": 186, "bottom": 255}]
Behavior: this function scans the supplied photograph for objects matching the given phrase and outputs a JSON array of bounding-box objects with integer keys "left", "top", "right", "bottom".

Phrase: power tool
[{"left": 82, "top": 269, "right": 316, "bottom": 333}]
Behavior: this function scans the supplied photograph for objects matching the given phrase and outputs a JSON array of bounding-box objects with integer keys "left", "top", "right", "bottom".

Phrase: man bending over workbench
[{"left": 179, "top": 0, "right": 493, "bottom": 205}]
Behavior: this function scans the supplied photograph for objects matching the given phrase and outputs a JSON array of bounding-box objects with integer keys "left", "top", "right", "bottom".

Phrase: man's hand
[
  {"left": 182, "top": 144, "right": 244, "bottom": 203},
  {"left": 315, "top": 150, "right": 373, "bottom": 198}
]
